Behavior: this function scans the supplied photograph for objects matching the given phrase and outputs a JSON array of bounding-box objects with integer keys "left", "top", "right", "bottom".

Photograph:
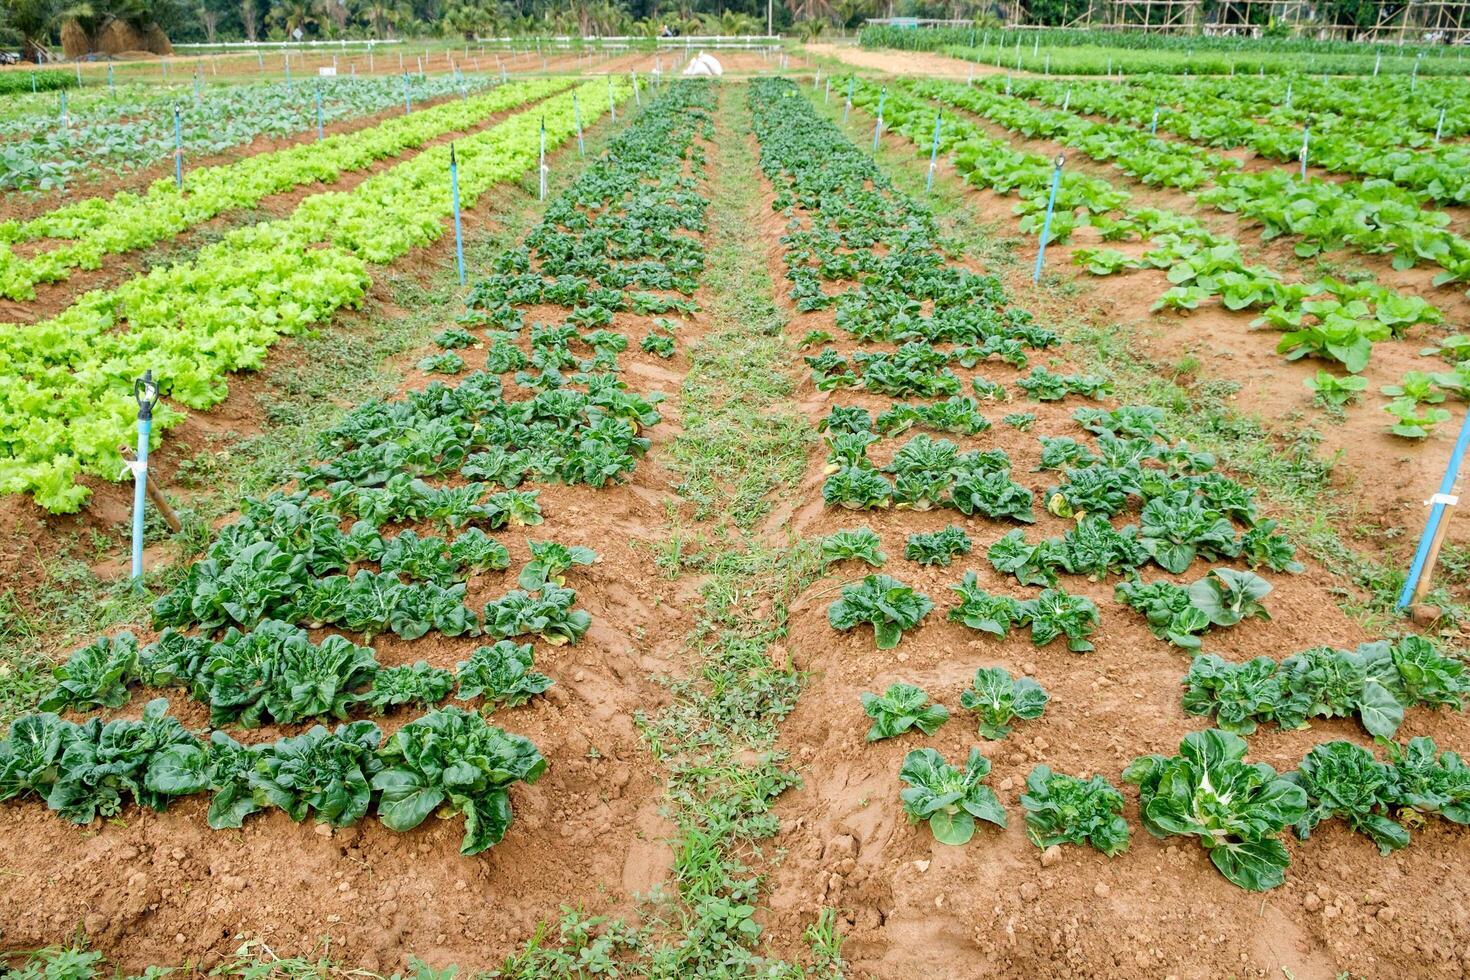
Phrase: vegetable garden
[{"left": 3, "top": 37, "right": 1470, "bottom": 980}]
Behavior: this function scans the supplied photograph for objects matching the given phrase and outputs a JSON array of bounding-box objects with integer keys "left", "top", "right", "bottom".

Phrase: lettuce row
[{"left": 0, "top": 701, "right": 543, "bottom": 854}]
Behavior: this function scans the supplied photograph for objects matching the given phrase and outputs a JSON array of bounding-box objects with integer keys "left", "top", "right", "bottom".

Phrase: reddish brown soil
[
  {"left": 0, "top": 106, "right": 615, "bottom": 642},
  {"left": 737, "top": 135, "right": 1470, "bottom": 978},
  {"left": 805, "top": 43, "right": 1003, "bottom": 80},
  {"left": 6, "top": 80, "right": 1470, "bottom": 980},
  {"left": 844, "top": 95, "right": 1470, "bottom": 558},
  {"left": 0, "top": 104, "right": 719, "bottom": 974}
]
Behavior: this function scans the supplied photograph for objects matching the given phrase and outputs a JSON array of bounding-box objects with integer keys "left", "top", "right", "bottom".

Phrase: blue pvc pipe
[
  {"left": 404, "top": 73, "right": 412, "bottom": 114},
  {"left": 1300, "top": 127, "right": 1310, "bottom": 179},
  {"left": 131, "top": 415, "right": 150, "bottom": 579},
  {"left": 574, "top": 94, "right": 584, "bottom": 156},
  {"left": 450, "top": 146, "right": 465, "bottom": 286},
  {"left": 872, "top": 87, "right": 886, "bottom": 152},
  {"left": 316, "top": 89, "right": 324, "bottom": 140},
  {"left": 173, "top": 106, "right": 183, "bottom": 189},
  {"left": 925, "top": 112, "right": 942, "bottom": 193},
  {"left": 1033, "top": 160, "right": 1064, "bottom": 283},
  {"left": 843, "top": 77, "right": 854, "bottom": 124},
  {"left": 1396, "top": 409, "right": 1470, "bottom": 609}
]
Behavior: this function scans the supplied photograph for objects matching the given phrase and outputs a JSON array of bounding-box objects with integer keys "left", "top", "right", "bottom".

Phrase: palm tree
[
  {"left": 359, "top": 0, "right": 408, "bottom": 35},
  {"left": 270, "top": 0, "right": 317, "bottom": 35},
  {"left": 3, "top": 0, "right": 92, "bottom": 59}
]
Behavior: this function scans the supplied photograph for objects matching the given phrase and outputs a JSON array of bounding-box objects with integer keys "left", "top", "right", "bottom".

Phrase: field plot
[{"left": 3, "top": 42, "right": 1470, "bottom": 980}]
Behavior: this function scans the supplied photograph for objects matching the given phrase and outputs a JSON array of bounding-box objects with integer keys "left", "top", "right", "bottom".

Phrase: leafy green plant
[
  {"left": 1020, "top": 588, "right": 1101, "bottom": 653},
  {"left": 1124, "top": 729, "right": 1307, "bottom": 891},
  {"left": 821, "top": 527, "right": 886, "bottom": 567},
  {"left": 1138, "top": 491, "right": 1239, "bottom": 574},
  {"left": 35, "top": 699, "right": 200, "bottom": 824},
  {"left": 1002, "top": 412, "right": 1037, "bottom": 431},
  {"left": 374, "top": 706, "right": 547, "bottom": 855},
  {"left": 1056, "top": 515, "right": 1148, "bottom": 580},
  {"left": 1115, "top": 579, "right": 1210, "bottom": 648},
  {"left": 904, "top": 526, "right": 972, "bottom": 566},
  {"left": 39, "top": 633, "right": 139, "bottom": 713},
  {"left": 948, "top": 468, "right": 1035, "bottom": 523},
  {"left": 1381, "top": 370, "right": 1446, "bottom": 405},
  {"left": 1305, "top": 370, "right": 1368, "bottom": 408},
  {"left": 1385, "top": 397, "right": 1450, "bottom": 438},
  {"left": 1020, "top": 766, "right": 1129, "bottom": 856},
  {"left": 518, "top": 541, "right": 597, "bottom": 591},
  {"left": 366, "top": 662, "right": 455, "bottom": 714},
  {"left": 455, "top": 641, "right": 553, "bottom": 709},
  {"left": 641, "top": 333, "right": 676, "bottom": 358},
  {"left": 254, "top": 720, "right": 383, "bottom": 828},
  {"left": 418, "top": 352, "right": 465, "bottom": 375},
  {"left": 860, "top": 683, "right": 950, "bottom": 741},
  {"left": 959, "top": 666, "right": 1048, "bottom": 739},
  {"left": 1187, "top": 568, "right": 1272, "bottom": 627},
  {"left": 196, "top": 620, "right": 379, "bottom": 728},
  {"left": 822, "top": 466, "right": 894, "bottom": 510},
  {"left": 1285, "top": 741, "right": 1407, "bottom": 855},
  {"left": 987, "top": 529, "right": 1064, "bottom": 588},
  {"left": 898, "top": 747, "right": 1006, "bottom": 845},
  {"left": 828, "top": 575, "right": 934, "bottom": 650},
  {"left": 1182, "top": 654, "right": 1294, "bottom": 735},
  {"left": 484, "top": 585, "right": 591, "bottom": 646},
  {"left": 1181, "top": 638, "right": 1468, "bottom": 739},
  {"left": 1384, "top": 736, "right": 1470, "bottom": 826},
  {"left": 947, "top": 572, "right": 1026, "bottom": 637}
]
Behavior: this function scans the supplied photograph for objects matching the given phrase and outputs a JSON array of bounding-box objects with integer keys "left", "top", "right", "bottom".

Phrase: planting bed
[{"left": 3, "top": 45, "right": 1470, "bottom": 980}]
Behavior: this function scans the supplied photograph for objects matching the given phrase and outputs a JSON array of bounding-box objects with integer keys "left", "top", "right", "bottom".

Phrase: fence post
[{"left": 1032, "top": 154, "right": 1065, "bottom": 283}]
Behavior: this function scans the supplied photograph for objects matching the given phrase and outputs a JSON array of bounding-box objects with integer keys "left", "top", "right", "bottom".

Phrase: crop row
[
  {"left": 0, "top": 73, "right": 499, "bottom": 193},
  {"left": 850, "top": 78, "right": 1464, "bottom": 436},
  {"left": 1, "top": 79, "right": 719, "bottom": 854},
  {"left": 859, "top": 25, "right": 1470, "bottom": 76},
  {"left": 749, "top": 76, "right": 1469, "bottom": 893},
  {"left": 918, "top": 76, "right": 1470, "bottom": 285},
  {"left": 0, "top": 77, "right": 577, "bottom": 302},
  {"left": 1010, "top": 75, "right": 1470, "bottom": 205},
  {"left": 0, "top": 78, "right": 628, "bottom": 513}
]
